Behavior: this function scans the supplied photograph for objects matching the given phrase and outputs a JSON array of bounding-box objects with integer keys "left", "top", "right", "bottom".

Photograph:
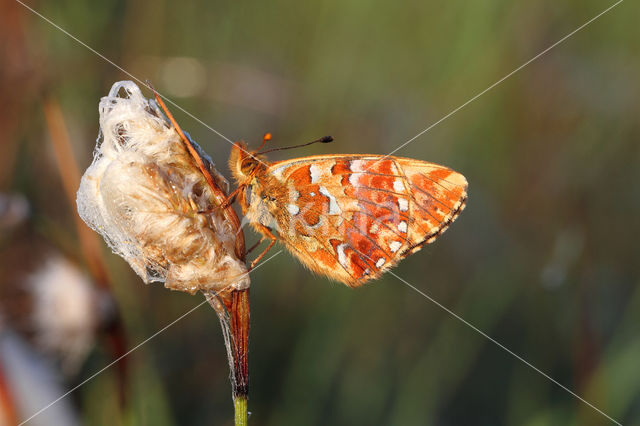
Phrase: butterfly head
[{"left": 229, "top": 142, "right": 266, "bottom": 186}]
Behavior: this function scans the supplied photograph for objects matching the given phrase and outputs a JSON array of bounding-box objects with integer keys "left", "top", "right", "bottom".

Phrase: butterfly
[{"left": 228, "top": 136, "right": 468, "bottom": 287}]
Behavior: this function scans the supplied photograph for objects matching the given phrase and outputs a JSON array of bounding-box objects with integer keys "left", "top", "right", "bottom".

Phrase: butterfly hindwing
[{"left": 263, "top": 154, "right": 467, "bottom": 287}]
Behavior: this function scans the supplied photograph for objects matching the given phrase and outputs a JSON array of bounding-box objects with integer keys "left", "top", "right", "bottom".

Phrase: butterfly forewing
[{"left": 264, "top": 154, "right": 467, "bottom": 287}]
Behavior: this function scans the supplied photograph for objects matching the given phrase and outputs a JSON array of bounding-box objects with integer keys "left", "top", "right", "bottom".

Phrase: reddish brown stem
[
  {"left": 207, "top": 288, "right": 251, "bottom": 401},
  {"left": 227, "top": 289, "right": 250, "bottom": 398}
]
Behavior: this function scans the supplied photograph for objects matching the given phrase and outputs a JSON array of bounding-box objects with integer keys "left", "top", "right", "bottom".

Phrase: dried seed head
[{"left": 77, "top": 81, "right": 249, "bottom": 294}]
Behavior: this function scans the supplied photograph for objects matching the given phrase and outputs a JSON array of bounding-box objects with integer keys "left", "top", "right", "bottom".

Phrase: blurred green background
[{"left": 1, "top": 0, "right": 639, "bottom": 425}]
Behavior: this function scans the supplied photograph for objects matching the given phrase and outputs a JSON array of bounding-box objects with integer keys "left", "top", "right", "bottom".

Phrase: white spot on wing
[
  {"left": 349, "top": 173, "right": 360, "bottom": 187},
  {"left": 287, "top": 204, "right": 300, "bottom": 215},
  {"left": 398, "top": 221, "right": 407, "bottom": 233},
  {"left": 393, "top": 178, "right": 404, "bottom": 192},
  {"left": 337, "top": 243, "right": 348, "bottom": 269},
  {"left": 376, "top": 258, "right": 386, "bottom": 268},
  {"left": 398, "top": 198, "right": 409, "bottom": 212},
  {"left": 389, "top": 241, "right": 402, "bottom": 253},
  {"left": 310, "top": 164, "right": 322, "bottom": 183},
  {"left": 319, "top": 186, "right": 341, "bottom": 215},
  {"left": 350, "top": 159, "right": 366, "bottom": 172},
  {"left": 272, "top": 165, "right": 287, "bottom": 180}
]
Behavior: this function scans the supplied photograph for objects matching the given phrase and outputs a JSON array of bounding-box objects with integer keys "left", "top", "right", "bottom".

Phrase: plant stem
[
  {"left": 228, "top": 289, "right": 250, "bottom": 425},
  {"left": 229, "top": 289, "right": 250, "bottom": 398},
  {"left": 155, "top": 87, "right": 251, "bottom": 425},
  {"left": 234, "top": 396, "right": 248, "bottom": 426},
  {"left": 208, "top": 288, "right": 250, "bottom": 425}
]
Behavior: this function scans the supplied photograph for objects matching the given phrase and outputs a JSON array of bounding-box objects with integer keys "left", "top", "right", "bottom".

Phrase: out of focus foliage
[{"left": 1, "top": 0, "right": 638, "bottom": 425}]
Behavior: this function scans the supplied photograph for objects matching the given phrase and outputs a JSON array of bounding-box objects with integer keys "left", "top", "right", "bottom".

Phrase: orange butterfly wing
[{"left": 263, "top": 154, "right": 467, "bottom": 287}]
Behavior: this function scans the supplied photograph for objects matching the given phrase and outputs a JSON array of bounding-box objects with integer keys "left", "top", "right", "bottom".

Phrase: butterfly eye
[{"left": 240, "top": 157, "right": 257, "bottom": 175}]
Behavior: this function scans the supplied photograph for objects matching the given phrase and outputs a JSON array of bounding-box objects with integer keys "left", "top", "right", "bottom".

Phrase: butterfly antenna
[
  {"left": 256, "top": 132, "right": 272, "bottom": 151},
  {"left": 257, "top": 135, "right": 333, "bottom": 155}
]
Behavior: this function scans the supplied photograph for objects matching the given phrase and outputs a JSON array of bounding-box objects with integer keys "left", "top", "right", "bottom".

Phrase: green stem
[{"left": 234, "top": 396, "right": 248, "bottom": 426}]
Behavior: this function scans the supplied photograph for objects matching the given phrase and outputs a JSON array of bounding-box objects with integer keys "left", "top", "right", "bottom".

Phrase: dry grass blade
[{"left": 42, "top": 95, "right": 129, "bottom": 406}]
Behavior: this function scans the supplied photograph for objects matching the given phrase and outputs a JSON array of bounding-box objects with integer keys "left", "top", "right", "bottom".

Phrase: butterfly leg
[
  {"left": 220, "top": 186, "right": 240, "bottom": 209},
  {"left": 195, "top": 187, "right": 240, "bottom": 215},
  {"left": 244, "top": 239, "right": 263, "bottom": 256},
  {"left": 248, "top": 224, "right": 277, "bottom": 270}
]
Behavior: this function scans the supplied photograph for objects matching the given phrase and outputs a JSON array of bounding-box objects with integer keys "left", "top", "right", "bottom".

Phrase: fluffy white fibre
[
  {"left": 30, "top": 256, "right": 97, "bottom": 374},
  {"left": 77, "top": 81, "right": 249, "bottom": 293}
]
